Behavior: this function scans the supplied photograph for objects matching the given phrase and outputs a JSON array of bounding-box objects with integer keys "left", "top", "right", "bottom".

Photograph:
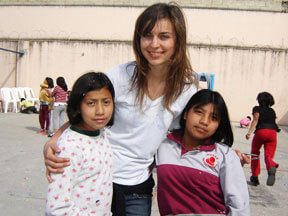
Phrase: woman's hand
[
  {"left": 44, "top": 141, "right": 70, "bottom": 182},
  {"left": 245, "top": 133, "right": 251, "bottom": 140},
  {"left": 234, "top": 149, "right": 251, "bottom": 167},
  {"left": 245, "top": 112, "right": 259, "bottom": 140}
]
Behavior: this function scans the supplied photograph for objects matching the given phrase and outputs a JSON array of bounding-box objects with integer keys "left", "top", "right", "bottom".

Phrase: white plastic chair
[
  {"left": 16, "top": 87, "right": 26, "bottom": 99},
  {"left": 0, "top": 99, "right": 3, "bottom": 112},
  {"left": 14, "top": 87, "right": 26, "bottom": 112},
  {"left": 11, "top": 88, "right": 21, "bottom": 110},
  {"left": 0, "top": 88, "right": 19, "bottom": 113},
  {"left": 24, "top": 87, "right": 39, "bottom": 105}
]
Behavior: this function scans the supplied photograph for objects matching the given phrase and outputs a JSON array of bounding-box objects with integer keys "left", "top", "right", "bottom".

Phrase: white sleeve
[
  {"left": 169, "top": 84, "right": 198, "bottom": 130},
  {"left": 106, "top": 64, "right": 121, "bottom": 91},
  {"left": 106, "top": 62, "right": 135, "bottom": 99},
  {"left": 45, "top": 135, "right": 88, "bottom": 216},
  {"left": 219, "top": 148, "right": 250, "bottom": 216}
]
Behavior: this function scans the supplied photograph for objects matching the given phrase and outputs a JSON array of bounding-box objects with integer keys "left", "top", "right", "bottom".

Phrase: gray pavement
[{"left": 0, "top": 112, "right": 287, "bottom": 215}]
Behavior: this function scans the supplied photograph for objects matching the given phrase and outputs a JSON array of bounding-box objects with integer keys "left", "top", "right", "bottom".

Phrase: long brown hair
[{"left": 131, "top": 2, "right": 197, "bottom": 112}]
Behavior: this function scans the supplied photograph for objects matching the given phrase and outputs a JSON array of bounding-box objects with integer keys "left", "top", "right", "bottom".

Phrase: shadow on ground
[{"left": 25, "top": 126, "right": 39, "bottom": 132}]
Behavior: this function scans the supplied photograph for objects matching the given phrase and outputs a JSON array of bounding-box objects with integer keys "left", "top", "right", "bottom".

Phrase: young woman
[
  {"left": 157, "top": 89, "right": 250, "bottom": 215},
  {"left": 46, "top": 72, "right": 114, "bottom": 215},
  {"left": 43, "top": 3, "right": 249, "bottom": 215},
  {"left": 51, "top": 77, "right": 68, "bottom": 136},
  {"left": 246, "top": 92, "right": 280, "bottom": 186}
]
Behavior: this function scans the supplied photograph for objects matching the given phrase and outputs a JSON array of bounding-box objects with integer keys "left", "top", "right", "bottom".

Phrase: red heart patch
[{"left": 205, "top": 157, "right": 215, "bottom": 166}]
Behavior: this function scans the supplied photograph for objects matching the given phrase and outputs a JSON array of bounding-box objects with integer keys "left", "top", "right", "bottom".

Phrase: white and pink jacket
[
  {"left": 156, "top": 130, "right": 250, "bottom": 216},
  {"left": 46, "top": 127, "right": 113, "bottom": 216}
]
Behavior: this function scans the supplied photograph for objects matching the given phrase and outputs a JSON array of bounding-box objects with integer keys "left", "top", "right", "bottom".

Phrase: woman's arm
[
  {"left": 43, "top": 121, "right": 70, "bottom": 182},
  {"left": 51, "top": 87, "right": 57, "bottom": 97},
  {"left": 246, "top": 112, "right": 259, "bottom": 140}
]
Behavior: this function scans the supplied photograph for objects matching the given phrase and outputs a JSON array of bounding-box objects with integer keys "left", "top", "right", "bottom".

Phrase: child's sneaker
[
  {"left": 250, "top": 176, "right": 260, "bottom": 186},
  {"left": 267, "top": 166, "right": 276, "bottom": 186},
  {"left": 37, "top": 129, "right": 45, "bottom": 134},
  {"left": 48, "top": 132, "right": 54, "bottom": 137},
  {"left": 43, "top": 130, "right": 49, "bottom": 135}
]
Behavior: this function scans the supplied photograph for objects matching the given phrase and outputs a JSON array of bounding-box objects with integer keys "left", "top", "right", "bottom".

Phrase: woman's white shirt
[{"left": 106, "top": 62, "right": 197, "bottom": 185}]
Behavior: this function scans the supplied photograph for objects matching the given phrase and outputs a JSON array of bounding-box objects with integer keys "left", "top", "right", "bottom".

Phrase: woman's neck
[
  {"left": 148, "top": 64, "right": 169, "bottom": 80},
  {"left": 146, "top": 65, "right": 168, "bottom": 100}
]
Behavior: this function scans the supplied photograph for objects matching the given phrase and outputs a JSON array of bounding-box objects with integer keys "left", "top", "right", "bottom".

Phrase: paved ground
[{"left": 0, "top": 112, "right": 287, "bottom": 215}]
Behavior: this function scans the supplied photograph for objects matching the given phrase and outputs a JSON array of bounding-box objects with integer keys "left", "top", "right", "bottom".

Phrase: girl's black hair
[
  {"left": 257, "top": 91, "right": 274, "bottom": 107},
  {"left": 180, "top": 89, "right": 234, "bottom": 147},
  {"left": 67, "top": 72, "right": 115, "bottom": 127},
  {"left": 56, "top": 77, "right": 68, "bottom": 91},
  {"left": 46, "top": 77, "right": 54, "bottom": 88}
]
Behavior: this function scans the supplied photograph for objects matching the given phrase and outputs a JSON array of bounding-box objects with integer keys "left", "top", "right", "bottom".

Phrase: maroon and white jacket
[{"left": 156, "top": 130, "right": 250, "bottom": 216}]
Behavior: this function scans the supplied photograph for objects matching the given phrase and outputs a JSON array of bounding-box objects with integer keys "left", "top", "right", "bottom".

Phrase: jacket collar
[{"left": 167, "top": 129, "right": 216, "bottom": 155}]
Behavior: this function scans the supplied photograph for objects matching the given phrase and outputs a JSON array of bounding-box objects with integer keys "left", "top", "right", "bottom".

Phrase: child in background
[
  {"left": 38, "top": 77, "right": 54, "bottom": 135},
  {"left": 20, "top": 98, "right": 38, "bottom": 114},
  {"left": 240, "top": 116, "right": 251, "bottom": 128},
  {"left": 46, "top": 72, "right": 114, "bottom": 215},
  {"left": 156, "top": 89, "right": 250, "bottom": 216},
  {"left": 50, "top": 77, "right": 68, "bottom": 137},
  {"left": 246, "top": 92, "right": 280, "bottom": 186}
]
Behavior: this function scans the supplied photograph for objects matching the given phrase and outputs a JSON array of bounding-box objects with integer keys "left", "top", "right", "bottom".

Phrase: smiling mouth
[{"left": 149, "top": 51, "right": 163, "bottom": 58}]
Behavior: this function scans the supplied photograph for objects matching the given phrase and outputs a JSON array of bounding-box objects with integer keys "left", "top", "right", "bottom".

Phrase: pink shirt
[
  {"left": 51, "top": 86, "right": 67, "bottom": 103},
  {"left": 240, "top": 117, "right": 251, "bottom": 126}
]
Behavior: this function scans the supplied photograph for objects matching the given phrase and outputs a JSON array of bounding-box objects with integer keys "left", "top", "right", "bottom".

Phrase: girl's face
[
  {"left": 183, "top": 103, "right": 220, "bottom": 146},
  {"left": 140, "top": 18, "right": 176, "bottom": 70},
  {"left": 78, "top": 88, "right": 113, "bottom": 131}
]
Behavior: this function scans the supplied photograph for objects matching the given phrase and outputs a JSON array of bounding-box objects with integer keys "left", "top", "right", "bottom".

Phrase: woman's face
[{"left": 140, "top": 18, "right": 176, "bottom": 70}]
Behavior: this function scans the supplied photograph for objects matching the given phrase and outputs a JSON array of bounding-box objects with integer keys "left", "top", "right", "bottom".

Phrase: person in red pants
[
  {"left": 38, "top": 77, "right": 54, "bottom": 135},
  {"left": 246, "top": 92, "right": 280, "bottom": 186}
]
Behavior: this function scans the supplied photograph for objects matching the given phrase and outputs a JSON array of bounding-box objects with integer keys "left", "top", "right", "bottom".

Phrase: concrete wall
[
  {"left": 0, "top": 0, "right": 287, "bottom": 12},
  {"left": 0, "top": 5, "right": 287, "bottom": 125}
]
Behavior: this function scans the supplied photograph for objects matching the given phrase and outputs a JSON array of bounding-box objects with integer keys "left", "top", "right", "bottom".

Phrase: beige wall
[
  {"left": 1, "top": 6, "right": 287, "bottom": 47},
  {"left": 0, "top": 6, "right": 287, "bottom": 125},
  {"left": 0, "top": 0, "right": 286, "bottom": 12}
]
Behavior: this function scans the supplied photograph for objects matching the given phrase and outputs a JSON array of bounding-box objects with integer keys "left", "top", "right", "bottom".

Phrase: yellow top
[
  {"left": 39, "top": 83, "right": 53, "bottom": 110},
  {"left": 21, "top": 100, "right": 33, "bottom": 108}
]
